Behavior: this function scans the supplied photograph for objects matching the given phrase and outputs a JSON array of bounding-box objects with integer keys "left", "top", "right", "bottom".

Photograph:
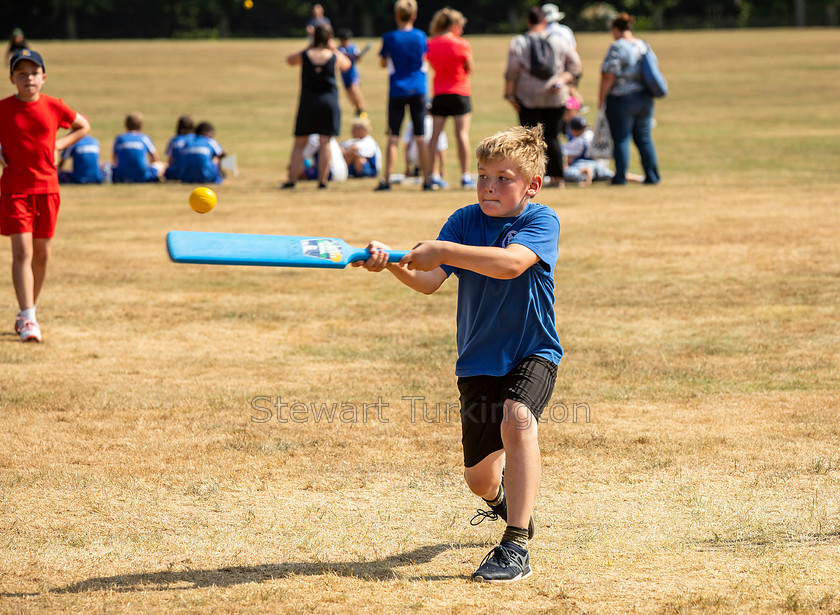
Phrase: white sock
[
  {"left": 462, "top": 173, "right": 472, "bottom": 181},
  {"left": 20, "top": 307, "right": 36, "bottom": 321}
]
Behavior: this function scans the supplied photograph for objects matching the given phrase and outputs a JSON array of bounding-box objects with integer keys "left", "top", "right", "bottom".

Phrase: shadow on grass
[
  {"left": 694, "top": 531, "right": 840, "bottom": 552},
  {"left": 3, "top": 542, "right": 484, "bottom": 597}
]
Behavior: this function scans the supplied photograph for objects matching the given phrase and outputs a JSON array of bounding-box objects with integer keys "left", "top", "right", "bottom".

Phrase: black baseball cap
[
  {"left": 10, "top": 48, "right": 45, "bottom": 73},
  {"left": 570, "top": 116, "right": 588, "bottom": 131}
]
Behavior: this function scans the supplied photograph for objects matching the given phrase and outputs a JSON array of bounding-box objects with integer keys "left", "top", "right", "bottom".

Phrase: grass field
[{"left": 1, "top": 28, "right": 839, "bottom": 614}]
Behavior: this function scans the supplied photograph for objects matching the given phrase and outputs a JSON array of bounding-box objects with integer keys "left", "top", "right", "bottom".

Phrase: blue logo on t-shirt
[{"left": 501, "top": 229, "right": 518, "bottom": 248}]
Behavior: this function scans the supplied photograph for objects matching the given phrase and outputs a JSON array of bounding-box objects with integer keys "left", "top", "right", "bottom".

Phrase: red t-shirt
[
  {"left": 427, "top": 33, "right": 472, "bottom": 97},
  {"left": 0, "top": 94, "right": 77, "bottom": 194}
]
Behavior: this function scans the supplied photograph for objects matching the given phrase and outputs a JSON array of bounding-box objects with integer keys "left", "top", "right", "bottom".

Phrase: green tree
[{"left": 51, "top": 0, "right": 116, "bottom": 39}]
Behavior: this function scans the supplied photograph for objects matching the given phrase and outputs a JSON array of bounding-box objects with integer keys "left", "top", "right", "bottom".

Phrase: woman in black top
[{"left": 283, "top": 24, "right": 351, "bottom": 189}]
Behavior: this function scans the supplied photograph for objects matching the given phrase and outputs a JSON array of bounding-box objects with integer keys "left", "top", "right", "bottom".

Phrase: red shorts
[{"left": 0, "top": 192, "right": 61, "bottom": 238}]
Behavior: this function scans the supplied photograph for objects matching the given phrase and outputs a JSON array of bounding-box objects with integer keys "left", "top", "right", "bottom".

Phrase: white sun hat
[{"left": 542, "top": 3, "right": 565, "bottom": 22}]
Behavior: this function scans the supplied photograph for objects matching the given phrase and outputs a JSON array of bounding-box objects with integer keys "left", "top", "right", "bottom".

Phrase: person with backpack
[
  {"left": 504, "top": 6, "right": 581, "bottom": 188},
  {"left": 597, "top": 12, "right": 662, "bottom": 185}
]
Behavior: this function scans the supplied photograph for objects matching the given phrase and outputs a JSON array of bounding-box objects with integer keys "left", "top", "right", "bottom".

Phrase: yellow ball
[
  {"left": 243, "top": 0, "right": 253, "bottom": 9},
  {"left": 189, "top": 187, "right": 217, "bottom": 214}
]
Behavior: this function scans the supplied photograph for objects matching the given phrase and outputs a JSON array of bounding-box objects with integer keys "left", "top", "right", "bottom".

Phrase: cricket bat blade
[{"left": 166, "top": 231, "right": 407, "bottom": 269}]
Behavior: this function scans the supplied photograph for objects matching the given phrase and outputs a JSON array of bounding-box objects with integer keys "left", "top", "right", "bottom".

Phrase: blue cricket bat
[{"left": 166, "top": 231, "right": 408, "bottom": 269}]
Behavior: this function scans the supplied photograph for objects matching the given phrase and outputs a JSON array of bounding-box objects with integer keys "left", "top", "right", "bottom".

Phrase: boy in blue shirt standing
[
  {"left": 179, "top": 121, "right": 225, "bottom": 184},
  {"left": 374, "top": 0, "right": 433, "bottom": 192},
  {"left": 356, "top": 125, "right": 563, "bottom": 583},
  {"left": 337, "top": 29, "right": 369, "bottom": 118},
  {"left": 112, "top": 112, "right": 165, "bottom": 183}
]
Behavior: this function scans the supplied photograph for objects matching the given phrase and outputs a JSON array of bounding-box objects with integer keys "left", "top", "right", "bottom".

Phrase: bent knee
[{"left": 463, "top": 470, "right": 500, "bottom": 498}]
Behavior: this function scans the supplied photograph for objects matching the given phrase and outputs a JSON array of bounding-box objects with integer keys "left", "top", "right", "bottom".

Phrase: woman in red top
[{"left": 426, "top": 8, "right": 474, "bottom": 189}]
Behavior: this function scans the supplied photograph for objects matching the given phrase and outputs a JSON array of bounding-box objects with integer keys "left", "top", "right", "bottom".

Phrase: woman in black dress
[{"left": 283, "top": 24, "right": 351, "bottom": 189}]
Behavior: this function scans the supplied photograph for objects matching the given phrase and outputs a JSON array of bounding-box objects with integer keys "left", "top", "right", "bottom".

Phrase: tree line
[{"left": 4, "top": 0, "right": 837, "bottom": 41}]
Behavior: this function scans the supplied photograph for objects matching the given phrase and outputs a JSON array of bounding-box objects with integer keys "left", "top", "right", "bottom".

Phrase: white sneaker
[{"left": 19, "top": 319, "right": 41, "bottom": 343}]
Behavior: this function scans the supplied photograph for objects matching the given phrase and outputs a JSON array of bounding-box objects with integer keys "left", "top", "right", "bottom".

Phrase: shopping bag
[{"left": 590, "top": 107, "right": 613, "bottom": 160}]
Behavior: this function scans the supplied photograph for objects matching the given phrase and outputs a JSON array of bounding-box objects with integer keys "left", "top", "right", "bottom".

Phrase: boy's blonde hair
[
  {"left": 430, "top": 7, "right": 466, "bottom": 36},
  {"left": 351, "top": 117, "right": 371, "bottom": 133},
  {"left": 394, "top": 0, "right": 417, "bottom": 24},
  {"left": 475, "top": 125, "right": 547, "bottom": 184},
  {"left": 125, "top": 112, "right": 144, "bottom": 131}
]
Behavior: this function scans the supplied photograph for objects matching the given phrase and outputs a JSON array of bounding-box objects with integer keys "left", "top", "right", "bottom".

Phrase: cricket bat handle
[{"left": 356, "top": 249, "right": 409, "bottom": 263}]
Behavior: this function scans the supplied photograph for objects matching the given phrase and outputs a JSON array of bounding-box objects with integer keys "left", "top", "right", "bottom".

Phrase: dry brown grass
[{"left": 1, "top": 29, "right": 839, "bottom": 614}]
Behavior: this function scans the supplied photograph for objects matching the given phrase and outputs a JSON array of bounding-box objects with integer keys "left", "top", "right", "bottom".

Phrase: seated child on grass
[
  {"left": 562, "top": 116, "right": 642, "bottom": 185},
  {"left": 340, "top": 117, "right": 381, "bottom": 178},
  {"left": 164, "top": 115, "right": 195, "bottom": 181},
  {"left": 179, "top": 121, "right": 226, "bottom": 184},
  {"left": 112, "top": 112, "right": 166, "bottom": 183},
  {"left": 58, "top": 132, "right": 103, "bottom": 184}
]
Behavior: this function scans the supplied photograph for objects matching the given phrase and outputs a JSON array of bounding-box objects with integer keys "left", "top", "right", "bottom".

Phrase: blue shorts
[
  {"left": 341, "top": 69, "right": 360, "bottom": 89},
  {"left": 348, "top": 157, "right": 377, "bottom": 178}
]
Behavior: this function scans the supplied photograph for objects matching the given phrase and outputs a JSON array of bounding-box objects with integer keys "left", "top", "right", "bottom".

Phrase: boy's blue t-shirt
[
  {"left": 179, "top": 135, "right": 224, "bottom": 184},
  {"left": 380, "top": 28, "right": 427, "bottom": 98},
  {"left": 61, "top": 135, "right": 102, "bottom": 183},
  {"left": 437, "top": 202, "right": 564, "bottom": 377},
  {"left": 113, "top": 132, "right": 157, "bottom": 181}
]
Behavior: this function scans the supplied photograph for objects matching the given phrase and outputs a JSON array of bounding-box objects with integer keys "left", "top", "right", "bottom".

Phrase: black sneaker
[
  {"left": 374, "top": 180, "right": 391, "bottom": 191},
  {"left": 469, "top": 473, "right": 535, "bottom": 540},
  {"left": 472, "top": 541, "right": 532, "bottom": 583}
]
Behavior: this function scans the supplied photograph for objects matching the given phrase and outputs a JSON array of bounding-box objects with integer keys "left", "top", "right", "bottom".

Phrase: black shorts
[
  {"left": 430, "top": 94, "right": 471, "bottom": 117},
  {"left": 387, "top": 94, "right": 427, "bottom": 137},
  {"left": 458, "top": 355, "right": 558, "bottom": 468}
]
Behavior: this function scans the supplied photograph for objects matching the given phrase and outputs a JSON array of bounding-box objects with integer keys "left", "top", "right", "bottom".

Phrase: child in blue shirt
[
  {"left": 112, "top": 112, "right": 165, "bottom": 183},
  {"left": 179, "top": 121, "right": 225, "bottom": 184},
  {"left": 355, "top": 124, "right": 562, "bottom": 584},
  {"left": 337, "top": 29, "right": 370, "bottom": 118},
  {"left": 164, "top": 115, "right": 194, "bottom": 181},
  {"left": 58, "top": 133, "right": 103, "bottom": 184},
  {"left": 374, "top": 0, "right": 432, "bottom": 192}
]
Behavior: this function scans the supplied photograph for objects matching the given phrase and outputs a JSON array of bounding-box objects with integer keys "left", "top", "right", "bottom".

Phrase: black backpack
[{"left": 528, "top": 34, "right": 556, "bottom": 80}]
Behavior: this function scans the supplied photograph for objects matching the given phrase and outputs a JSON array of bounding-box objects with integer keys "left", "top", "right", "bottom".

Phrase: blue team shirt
[
  {"left": 179, "top": 135, "right": 224, "bottom": 184},
  {"left": 380, "top": 28, "right": 427, "bottom": 98},
  {"left": 437, "top": 202, "right": 563, "bottom": 377},
  {"left": 112, "top": 132, "right": 158, "bottom": 183},
  {"left": 60, "top": 135, "right": 102, "bottom": 184},
  {"left": 164, "top": 133, "right": 194, "bottom": 180},
  {"left": 339, "top": 43, "right": 360, "bottom": 83}
]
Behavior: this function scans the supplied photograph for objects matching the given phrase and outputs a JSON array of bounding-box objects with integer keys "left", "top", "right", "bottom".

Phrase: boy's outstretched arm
[
  {"left": 55, "top": 113, "right": 90, "bottom": 153},
  {"left": 353, "top": 241, "right": 447, "bottom": 295},
  {"left": 403, "top": 240, "right": 539, "bottom": 280}
]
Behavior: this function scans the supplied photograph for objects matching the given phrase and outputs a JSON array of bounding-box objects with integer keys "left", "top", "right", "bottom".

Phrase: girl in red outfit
[{"left": 426, "top": 8, "right": 475, "bottom": 189}]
